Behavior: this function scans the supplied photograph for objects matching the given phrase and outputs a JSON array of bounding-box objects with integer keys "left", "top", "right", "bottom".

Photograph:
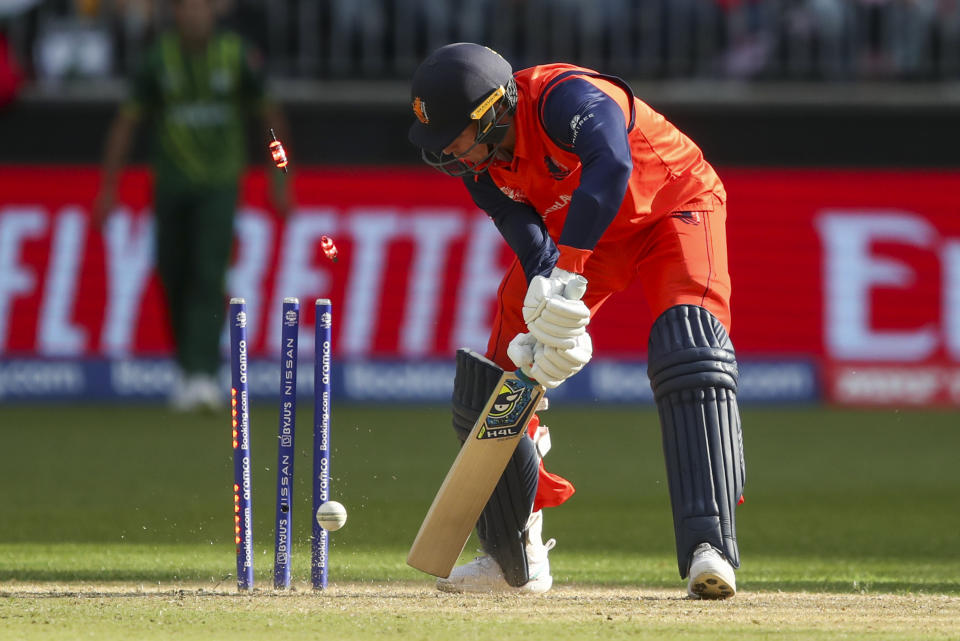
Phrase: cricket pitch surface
[{"left": 2, "top": 582, "right": 957, "bottom": 640}]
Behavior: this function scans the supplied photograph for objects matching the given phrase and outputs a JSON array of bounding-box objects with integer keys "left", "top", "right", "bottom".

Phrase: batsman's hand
[
  {"left": 522, "top": 268, "right": 591, "bottom": 349},
  {"left": 530, "top": 332, "right": 593, "bottom": 389},
  {"left": 507, "top": 330, "right": 593, "bottom": 389},
  {"left": 507, "top": 332, "right": 538, "bottom": 380}
]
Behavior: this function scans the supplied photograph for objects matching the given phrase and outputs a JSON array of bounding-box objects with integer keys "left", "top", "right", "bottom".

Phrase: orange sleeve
[{"left": 556, "top": 244, "right": 592, "bottom": 273}]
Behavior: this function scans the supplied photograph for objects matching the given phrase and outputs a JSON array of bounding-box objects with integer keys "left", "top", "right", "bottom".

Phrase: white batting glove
[
  {"left": 506, "top": 332, "right": 537, "bottom": 379},
  {"left": 522, "top": 268, "right": 577, "bottom": 324},
  {"left": 527, "top": 296, "right": 591, "bottom": 349},
  {"left": 522, "top": 268, "right": 591, "bottom": 350},
  {"left": 529, "top": 331, "right": 593, "bottom": 389}
]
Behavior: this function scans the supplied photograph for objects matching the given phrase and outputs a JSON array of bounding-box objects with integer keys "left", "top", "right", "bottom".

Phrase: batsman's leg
[
  {"left": 648, "top": 305, "right": 745, "bottom": 599},
  {"left": 438, "top": 349, "right": 554, "bottom": 593}
]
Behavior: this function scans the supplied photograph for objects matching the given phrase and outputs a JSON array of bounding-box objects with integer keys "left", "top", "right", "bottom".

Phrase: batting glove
[
  {"left": 522, "top": 268, "right": 591, "bottom": 350},
  {"left": 529, "top": 332, "right": 593, "bottom": 389},
  {"left": 522, "top": 267, "right": 576, "bottom": 323},
  {"left": 507, "top": 332, "right": 538, "bottom": 380}
]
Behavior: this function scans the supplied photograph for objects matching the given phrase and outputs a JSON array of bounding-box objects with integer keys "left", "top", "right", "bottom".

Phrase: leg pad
[{"left": 648, "top": 306, "right": 745, "bottom": 577}]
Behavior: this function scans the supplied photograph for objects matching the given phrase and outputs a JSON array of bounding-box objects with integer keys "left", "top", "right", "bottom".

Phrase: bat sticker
[{"left": 476, "top": 378, "right": 536, "bottom": 440}]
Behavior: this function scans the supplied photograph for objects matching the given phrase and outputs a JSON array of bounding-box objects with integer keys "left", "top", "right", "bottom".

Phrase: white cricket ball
[{"left": 315, "top": 500, "right": 348, "bottom": 531}]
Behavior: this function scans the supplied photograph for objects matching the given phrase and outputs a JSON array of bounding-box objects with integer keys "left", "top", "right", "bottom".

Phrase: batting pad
[
  {"left": 647, "top": 306, "right": 745, "bottom": 578},
  {"left": 451, "top": 348, "right": 539, "bottom": 586}
]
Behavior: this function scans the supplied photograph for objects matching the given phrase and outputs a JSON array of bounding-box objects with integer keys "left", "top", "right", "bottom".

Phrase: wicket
[
  {"left": 228, "top": 296, "right": 335, "bottom": 592},
  {"left": 313, "top": 299, "right": 332, "bottom": 590},
  {"left": 273, "top": 298, "right": 299, "bottom": 589},
  {"left": 229, "top": 298, "right": 254, "bottom": 591}
]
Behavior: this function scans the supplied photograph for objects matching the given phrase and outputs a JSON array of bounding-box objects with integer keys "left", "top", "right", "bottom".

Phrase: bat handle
[
  {"left": 515, "top": 370, "right": 539, "bottom": 387},
  {"left": 562, "top": 274, "right": 587, "bottom": 301}
]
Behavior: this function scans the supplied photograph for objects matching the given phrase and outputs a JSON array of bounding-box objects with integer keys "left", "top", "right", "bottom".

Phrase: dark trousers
[{"left": 154, "top": 182, "right": 237, "bottom": 376}]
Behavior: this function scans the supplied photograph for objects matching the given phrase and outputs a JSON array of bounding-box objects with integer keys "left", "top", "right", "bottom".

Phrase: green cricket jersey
[{"left": 124, "top": 31, "right": 267, "bottom": 187}]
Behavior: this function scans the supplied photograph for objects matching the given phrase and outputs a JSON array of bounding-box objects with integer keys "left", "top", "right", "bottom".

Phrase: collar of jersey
[
  {"left": 490, "top": 120, "right": 526, "bottom": 173},
  {"left": 487, "top": 87, "right": 529, "bottom": 173}
]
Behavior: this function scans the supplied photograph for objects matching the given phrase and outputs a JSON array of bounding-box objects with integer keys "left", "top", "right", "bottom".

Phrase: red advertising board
[{"left": 1, "top": 166, "right": 958, "bottom": 404}]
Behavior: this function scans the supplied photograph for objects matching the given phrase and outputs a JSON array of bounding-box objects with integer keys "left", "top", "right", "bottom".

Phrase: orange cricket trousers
[{"left": 486, "top": 194, "right": 732, "bottom": 511}]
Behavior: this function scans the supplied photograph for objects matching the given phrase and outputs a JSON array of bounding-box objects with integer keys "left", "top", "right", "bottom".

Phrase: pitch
[
  {"left": 2, "top": 583, "right": 958, "bottom": 640},
  {"left": 1, "top": 404, "right": 957, "bottom": 639}
]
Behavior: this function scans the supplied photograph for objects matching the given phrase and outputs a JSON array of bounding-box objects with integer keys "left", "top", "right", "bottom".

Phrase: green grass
[
  {"left": 1, "top": 404, "right": 958, "bottom": 639},
  {"left": 0, "top": 405, "right": 957, "bottom": 589}
]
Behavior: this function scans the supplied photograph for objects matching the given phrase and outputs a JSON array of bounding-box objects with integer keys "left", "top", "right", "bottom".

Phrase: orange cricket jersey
[{"left": 487, "top": 64, "right": 725, "bottom": 270}]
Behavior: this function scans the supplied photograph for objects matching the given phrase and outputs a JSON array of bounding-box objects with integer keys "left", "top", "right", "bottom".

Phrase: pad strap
[
  {"left": 648, "top": 306, "right": 745, "bottom": 577},
  {"left": 451, "top": 349, "right": 538, "bottom": 586}
]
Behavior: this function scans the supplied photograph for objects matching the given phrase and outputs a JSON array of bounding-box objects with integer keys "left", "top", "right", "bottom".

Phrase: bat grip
[{"left": 515, "top": 370, "right": 539, "bottom": 387}]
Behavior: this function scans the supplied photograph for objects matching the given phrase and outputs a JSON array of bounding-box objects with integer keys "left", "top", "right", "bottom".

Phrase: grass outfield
[{"left": 1, "top": 404, "right": 958, "bottom": 639}]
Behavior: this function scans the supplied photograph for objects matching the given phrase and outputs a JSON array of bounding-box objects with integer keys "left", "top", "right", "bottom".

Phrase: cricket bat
[{"left": 407, "top": 275, "right": 587, "bottom": 578}]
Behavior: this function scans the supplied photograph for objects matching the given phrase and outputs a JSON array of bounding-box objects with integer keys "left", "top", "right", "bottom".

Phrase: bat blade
[
  {"left": 407, "top": 276, "right": 585, "bottom": 578},
  {"left": 406, "top": 370, "right": 545, "bottom": 578}
]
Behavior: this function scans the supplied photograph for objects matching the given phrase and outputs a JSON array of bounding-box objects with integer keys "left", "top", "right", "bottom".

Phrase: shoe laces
[{"left": 527, "top": 538, "right": 556, "bottom": 569}]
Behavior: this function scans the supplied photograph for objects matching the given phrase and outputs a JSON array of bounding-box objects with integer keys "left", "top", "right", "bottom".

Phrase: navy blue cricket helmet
[{"left": 408, "top": 43, "right": 517, "bottom": 176}]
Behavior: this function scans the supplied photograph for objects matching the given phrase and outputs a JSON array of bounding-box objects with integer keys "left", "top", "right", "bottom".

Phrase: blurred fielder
[
  {"left": 408, "top": 43, "right": 745, "bottom": 599},
  {"left": 94, "top": 0, "right": 291, "bottom": 411}
]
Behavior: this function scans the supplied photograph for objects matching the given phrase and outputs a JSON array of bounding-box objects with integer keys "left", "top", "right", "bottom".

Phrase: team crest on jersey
[
  {"left": 544, "top": 156, "right": 571, "bottom": 180},
  {"left": 412, "top": 97, "right": 429, "bottom": 124}
]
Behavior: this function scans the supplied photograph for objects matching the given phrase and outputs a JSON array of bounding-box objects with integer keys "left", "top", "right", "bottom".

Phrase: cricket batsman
[{"left": 408, "top": 43, "right": 745, "bottom": 599}]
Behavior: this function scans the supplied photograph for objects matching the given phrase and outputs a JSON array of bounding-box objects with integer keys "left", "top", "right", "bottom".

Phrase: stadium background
[
  {"left": 2, "top": 0, "right": 959, "bottom": 408},
  {"left": 2, "top": 7, "right": 960, "bottom": 631}
]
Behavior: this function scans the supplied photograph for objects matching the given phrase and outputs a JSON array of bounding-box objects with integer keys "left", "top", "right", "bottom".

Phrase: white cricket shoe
[
  {"left": 687, "top": 542, "right": 737, "bottom": 599},
  {"left": 437, "top": 510, "right": 555, "bottom": 594}
]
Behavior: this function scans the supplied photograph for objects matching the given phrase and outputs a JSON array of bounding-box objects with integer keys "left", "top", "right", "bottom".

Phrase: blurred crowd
[{"left": 2, "top": 0, "right": 960, "bottom": 96}]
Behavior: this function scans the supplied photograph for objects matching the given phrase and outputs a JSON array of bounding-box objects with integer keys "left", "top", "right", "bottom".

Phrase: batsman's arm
[
  {"left": 542, "top": 78, "right": 633, "bottom": 273},
  {"left": 463, "top": 172, "right": 558, "bottom": 282}
]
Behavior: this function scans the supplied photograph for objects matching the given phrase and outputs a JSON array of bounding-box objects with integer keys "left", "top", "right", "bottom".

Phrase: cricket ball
[{"left": 315, "top": 500, "right": 348, "bottom": 531}]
